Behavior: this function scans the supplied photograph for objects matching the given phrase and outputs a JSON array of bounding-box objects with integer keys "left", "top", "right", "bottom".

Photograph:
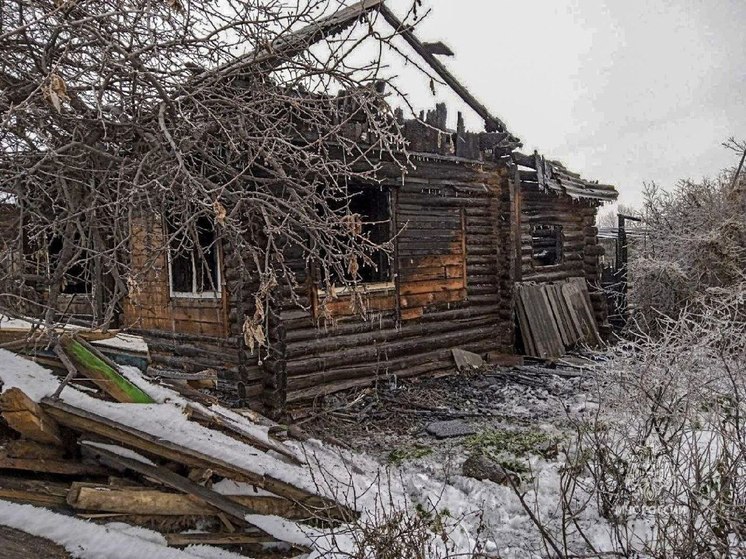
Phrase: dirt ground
[
  {"left": 0, "top": 526, "right": 70, "bottom": 559},
  {"left": 299, "top": 357, "right": 604, "bottom": 462}
]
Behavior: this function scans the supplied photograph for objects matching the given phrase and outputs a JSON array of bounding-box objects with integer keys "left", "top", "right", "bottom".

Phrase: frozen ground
[
  {"left": 299, "top": 360, "right": 615, "bottom": 558},
  {"left": 0, "top": 347, "right": 619, "bottom": 558}
]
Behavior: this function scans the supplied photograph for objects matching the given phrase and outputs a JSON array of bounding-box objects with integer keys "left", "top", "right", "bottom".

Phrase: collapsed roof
[{"left": 234, "top": 0, "right": 619, "bottom": 202}]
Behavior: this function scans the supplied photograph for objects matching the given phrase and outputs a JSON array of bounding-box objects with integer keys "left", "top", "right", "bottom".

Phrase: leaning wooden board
[
  {"left": 561, "top": 280, "right": 602, "bottom": 347},
  {"left": 515, "top": 278, "right": 602, "bottom": 359},
  {"left": 516, "top": 283, "right": 564, "bottom": 359},
  {"left": 58, "top": 336, "right": 154, "bottom": 404}
]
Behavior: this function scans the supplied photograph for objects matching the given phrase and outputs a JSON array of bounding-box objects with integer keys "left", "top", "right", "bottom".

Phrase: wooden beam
[
  {"left": 4, "top": 439, "right": 65, "bottom": 460},
  {"left": 163, "top": 532, "right": 275, "bottom": 547},
  {"left": 379, "top": 4, "right": 516, "bottom": 139},
  {"left": 0, "top": 450, "right": 108, "bottom": 476},
  {"left": 57, "top": 336, "right": 155, "bottom": 404},
  {"left": 0, "top": 476, "right": 69, "bottom": 508},
  {"left": 67, "top": 482, "right": 314, "bottom": 520},
  {"left": 80, "top": 442, "right": 268, "bottom": 526},
  {"left": 0, "top": 387, "right": 63, "bottom": 445}
]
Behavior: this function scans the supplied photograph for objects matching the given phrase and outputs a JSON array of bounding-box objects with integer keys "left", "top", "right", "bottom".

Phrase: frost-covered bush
[
  {"left": 630, "top": 172, "right": 746, "bottom": 332},
  {"left": 538, "top": 284, "right": 746, "bottom": 558}
]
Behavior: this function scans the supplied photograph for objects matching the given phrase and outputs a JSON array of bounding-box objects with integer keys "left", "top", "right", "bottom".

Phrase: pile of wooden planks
[
  {"left": 515, "top": 277, "right": 602, "bottom": 360},
  {"left": 0, "top": 340, "right": 355, "bottom": 556}
]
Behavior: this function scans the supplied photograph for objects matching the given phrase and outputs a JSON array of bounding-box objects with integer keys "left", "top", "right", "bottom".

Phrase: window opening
[
  {"left": 48, "top": 236, "right": 91, "bottom": 294},
  {"left": 531, "top": 224, "right": 563, "bottom": 266},
  {"left": 346, "top": 186, "right": 391, "bottom": 284},
  {"left": 167, "top": 215, "right": 220, "bottom": 297}
]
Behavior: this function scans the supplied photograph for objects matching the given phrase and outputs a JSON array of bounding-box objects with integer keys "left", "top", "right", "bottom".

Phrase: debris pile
[{"left": 0, "top": 332, "right": 356, "bottom": 557}]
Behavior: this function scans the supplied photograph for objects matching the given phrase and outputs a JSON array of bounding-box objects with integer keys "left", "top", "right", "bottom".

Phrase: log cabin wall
[
  {"left": 518, "top": 185, "right": 609, "bottom": 332},
  {"left": 277, "top": 157, "right": 514, "bottom": 406},
  {"left": 122, "top": 216, "right": 261, "bottom": 392}
]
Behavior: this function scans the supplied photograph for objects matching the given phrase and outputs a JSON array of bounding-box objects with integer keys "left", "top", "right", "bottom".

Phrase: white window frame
[{"left": 167, "top": 238, "right": 222, "bottom": 300}]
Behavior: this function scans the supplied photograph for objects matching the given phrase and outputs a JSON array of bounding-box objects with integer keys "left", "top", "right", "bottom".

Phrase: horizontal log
[
  {"left": 286, "top": 321, "right": 499, "bottom": 376},
  {"left": 286, "top": 313, "right": 499, "bottom": 360},
  {"left": 67, "top": 482, "right": 313, "bottom": 520}
]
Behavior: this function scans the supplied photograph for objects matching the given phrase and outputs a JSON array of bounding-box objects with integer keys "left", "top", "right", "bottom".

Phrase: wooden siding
[
  {"left": 278, "top": 159, "right": 514, "bottom": 405},
  {"left": 518, "top": 184, "right": 608, "bottom": 330},
  {"left": 121, "top": 217, "right": 254, "bottom": 384},
  {"left": 122, "top": 216, "right": 227, "bottom": 337}
]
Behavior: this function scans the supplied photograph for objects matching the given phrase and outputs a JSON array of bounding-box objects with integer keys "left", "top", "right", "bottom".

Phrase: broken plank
[
  {"left": 451, "top": 348, "right": 485, "bottom": 372},
  {"left": 0, "top": 451, "right": 108, "bottom": 476},
  {"left": 164, "top": 532, "right": 274, "bottom": 546},
  {"left": 58, "top": 335, "right": 155, "bottom": 404},
  {"left": 0, "top": 476, "right": 69, "bottom": 508},
  {"left": 0, "top": 387, "right": 63, "bottom": 445},
  {"left": 186, "top": 404, "right": 303, "bottom": 465},
  {"left": 67, "top": 482, "right": 313, "bottom": 520},
  {"left": 41, "top": 398, "right": 353, "bottom": 520},
  {"left": 514, "top": 286, "right": 537, "bottom": 357},
  {"left": 80, "top": 441, "right": 268, "bottom": 527}
]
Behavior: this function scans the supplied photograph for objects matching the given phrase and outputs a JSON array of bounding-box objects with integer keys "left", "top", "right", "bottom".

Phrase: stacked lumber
[
  {"left": 0, "top": 341, "right": 355, "bottom": 557},
  {"left": 515, "top": 277, "right": 602, "bottom": 360}
]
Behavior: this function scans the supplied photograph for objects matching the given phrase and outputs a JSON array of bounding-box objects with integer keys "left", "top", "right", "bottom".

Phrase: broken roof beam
[
  {"left": 225, "top": 0, "right": 385, "bottom": 73},
  {"left": 379, "top": 5, "right": 518, "bottom": 142}
]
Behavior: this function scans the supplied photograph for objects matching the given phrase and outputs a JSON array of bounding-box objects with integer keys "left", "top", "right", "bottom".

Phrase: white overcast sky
[{"left": 378, "top": 0, "right": 746, "bottom": 207}]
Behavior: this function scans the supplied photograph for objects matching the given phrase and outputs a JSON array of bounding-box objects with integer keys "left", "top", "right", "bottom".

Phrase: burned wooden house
[{"left": 9, "top": 0, "right": 618, "bottom": 413}]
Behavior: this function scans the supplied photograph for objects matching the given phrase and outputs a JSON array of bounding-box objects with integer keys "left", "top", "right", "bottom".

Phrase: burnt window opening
[
  {"left": 167, "top": 216, "right": 220, "bottom": 296},
  {"left": 344, "top": 186, "right": 392, "bottom": 284},
  {"left": 48, "top": 236, "right": 91, "bottom": 295},
  {"left": 531, "top": 224, "right": 563, "bottom": 266}
]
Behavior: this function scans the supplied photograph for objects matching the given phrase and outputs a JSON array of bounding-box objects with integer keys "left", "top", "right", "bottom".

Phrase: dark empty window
[
  {"left": 531, "top": 224, "right": 563, "bottom": 266},
  {"left": 48, "top": 236, "right": 91, "bottom": 294},
  {"left": 168, "top": 216, "right": 220, "bottom": 296},
  {"left": 347, "top": 187, "right": 391, "bottom": 284}
]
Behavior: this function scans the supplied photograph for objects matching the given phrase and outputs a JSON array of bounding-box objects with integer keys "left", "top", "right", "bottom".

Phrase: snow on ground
[
  {"left": 91, "top": 333, "right": 149, "bottom": 355},
  {"left": 0, "top": 347, "right": 620, "bottom": 557},
  {"left": 0, "top": 501, "right": 249, "bottom": 559}
]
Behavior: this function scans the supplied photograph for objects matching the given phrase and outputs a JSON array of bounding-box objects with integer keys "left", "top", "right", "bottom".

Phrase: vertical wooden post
[
  {"left": 391, "top": 187, "right": 401, "bottom": 326},
  {"left": 510, "top": 165, "right": 523, "bottom": 283},
  {"left": 262, "top": 302, "right": 287, "bottom": 420}
]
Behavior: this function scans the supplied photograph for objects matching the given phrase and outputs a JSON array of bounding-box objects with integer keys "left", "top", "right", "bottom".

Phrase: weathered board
[{"left": 515, "top": 278, "right": 602, "bottom": 359}]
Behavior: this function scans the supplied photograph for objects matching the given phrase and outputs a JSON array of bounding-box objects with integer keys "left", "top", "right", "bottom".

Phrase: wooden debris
[
  {"left": 4, "top": 439, "right": 65, "bottom": 460},
  {"left": 451, "top": 348, "right": 485, "bottom": 372},
  {"left": 67, "top": 482, "right": 314, "bottom": 520},
  {"left": 0, "top": 476, "right": 69, "bottom": 507},
  {"left": 515, "top": 278, "right": 602, "bottom": 359},
  {"left": 485, "top": 352, "right": 524, "bottom": 367},
  {"left": 0, "top": 449, "right": 108, "bottom": 476},
  {"left": 163, "top": 532, "right": 274, "bottom": 547},
  {"left": 41, "top": 398, "right": 352, "bottom": 519},
  {"left": 562, "top": 278, "right": 602, "bottom": 346},
  {"left": 0, "top": 340, "right": 355, "bottom": 555},
  {"left": 186, "top": 404, "right": 303, "bottom": 465},
  {"left": 57, "top": 336, "right": 155, "bottom": 404},
  {"left": 160, "top": 379, "right": 218, "bottom": 405},
  {"left": 0, "top": 387, "right": 63, "bottom": 445},
  {"left": 81, "top": 442, "right": 270, "bottom": 527}
]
